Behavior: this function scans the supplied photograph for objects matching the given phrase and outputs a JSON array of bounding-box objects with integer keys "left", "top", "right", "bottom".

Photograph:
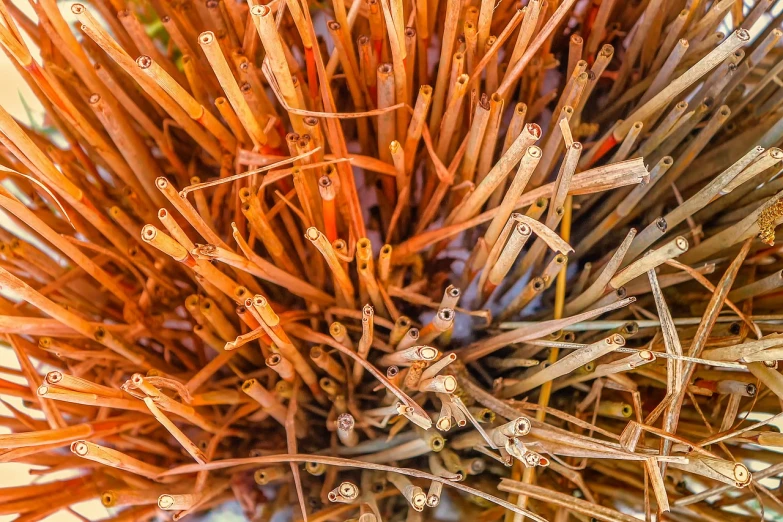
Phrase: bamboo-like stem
[
  {"left": 317, "top": 174, "right": 338, "bottom": 242},
  {"left": 215, "top": 97, "right": 250, "bottom": 145},
  {"left": 650, "top": 11, "right": 690, "bottom": 75},
  {"left": 483, "top": 223, "right": 532, "bottom": 299},
  {"left": 241, "top": 378, "right": 288, "bottom": 426},
  {"left": 567, "top": 34, "right": 583, "bottom": 78},
  {"left": 352, "top": 304, "right": 376, "bottom": 384},
  {"left": 404, "top": 85, "right": 433, "bottom": 175},
  {"left": 101, "top": 486, "right": 173, "bottom": 508},
  {"left": 376, "top": 63, "right": 398, "bottom": 206},
  {"left": 248, "top": 4, "right": 306, "bottom": 135},
  {"left": 638, "top": 40, "right": 689, "bottom": 108},
  {"left": 306, "top": 228, "right": 356, "bottom": 308},
  {"left": 45, "top": 371, "right": 124, "bottom": 399},
  {"left": 419, "top": 308, "right": 455, "bottom": 344},
  {"left": 609, "top": 122, "right": 643, "bottom": 163},
  {"left": 387, "top": 472, "right": 427, "bottom": 511},
  {"left": 434, "top": 73, "right": 469, "bottom": 162},
  {"left": 0, "top": 0, "right": 778, "bottom": 519},
  {"left": 199, "top": 298, "right": 238, "bottom": 341},
  {"left": 358, "top": 262, "right": 388, "bottom": 318},
  {"left": 310, "top": 346, "right": 346, "bottom": 382},
  {"left": 728, "top": 271, "right": 783, "bottom": 303},
  {"left": 574, "top": 44, "right": 614, "bottom": 122},
  {"left": 612, "top": 237, "right": 689, "bottom": 288},
  {"left": 239, "top": 188, "right": 300, "bottom": 276},
  {"left": 496, "top": 277, "right": 544, "bottom": 322},
  {"left": 136, "top": 55, "right": 236, "bottom": 151},
  {"left": 476, "top": 93, "right": 505, "bottom": 195},
  {"left": 70, "top": 440, "right": 166, "bottom": 479},
  {"left": 155, "top": 177, "right": 229, "bottom": 250},
  {"left": 459, "top": 94, "right": 492, "bottom": 185},
  {"left": 72, "top": 4, "right": 222, "bottom": 161},
  {"left": 86, "top": 94, "right": 162, "bottom": 212},
  {"left": 37, "top": 385, "right": 147, "bottom": 412},
  {"left": 613, "top": 29, "right": 749, "bottom": 140},
  {"left": 199, "top": 32, "right": 267, "bottom": 147},
  {"left": 157, "top": 492, "right": 204, "bottom": 511},
  {"left": 447, "top": 124, "right": 542, "bottom": 225},
  {"left": 501, "top": 335, "right": 625, "bottom": 398},
  {"left": 634, "top": 101, "right": 690, "bottom": 159},
  {"left": 429, "top": 0, "right": 460, "bottom": 130}
]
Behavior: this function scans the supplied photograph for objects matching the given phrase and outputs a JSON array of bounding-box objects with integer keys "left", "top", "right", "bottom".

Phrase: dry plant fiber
[{"left": 0, "top": 0, "right": 782, "bottom": 521}]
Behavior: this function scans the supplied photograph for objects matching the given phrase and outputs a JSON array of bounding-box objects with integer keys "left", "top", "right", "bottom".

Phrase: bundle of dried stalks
[{"left": 0, "top": 0, "right": 782, "bottom": 520}]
